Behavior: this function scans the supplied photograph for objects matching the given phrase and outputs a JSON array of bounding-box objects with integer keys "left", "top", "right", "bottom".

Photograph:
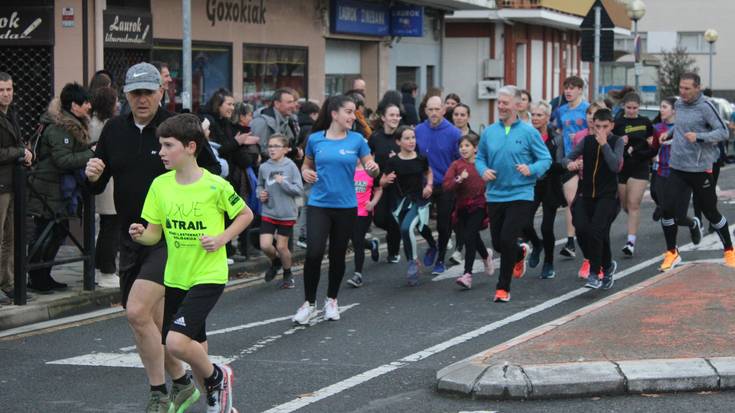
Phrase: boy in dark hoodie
[{"left": 562, "top": 108, "right": 624, "bottom": 290}]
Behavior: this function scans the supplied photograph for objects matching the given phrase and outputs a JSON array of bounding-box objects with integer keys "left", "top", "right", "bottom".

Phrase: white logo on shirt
[{"left": 339, "top": 149, "right": 357, "bottom": 155}]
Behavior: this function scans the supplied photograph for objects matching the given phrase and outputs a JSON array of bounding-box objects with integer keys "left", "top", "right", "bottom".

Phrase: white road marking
[
  {"left": 262, "top": 227, "right": 734, "bottom": 413},
  {"left": 47, "top": 352, "right": 234, "bottom": 369}
]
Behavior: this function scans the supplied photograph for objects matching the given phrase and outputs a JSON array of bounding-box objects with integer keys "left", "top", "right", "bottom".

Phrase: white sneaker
[
  {"left": 484, "top": 248, "right": 495, "bottom": 276},
  {"left": 450, "top": 250, "right": 464, "bottom": 265},
  {"left": 292, "top": 301, "right": 316, "bottom": 325},
  {"left": 447, "top": 237, "right": 454, "bottom": 251},
  {"left": 96, "top": 272, "right": 119, "bottom": 289},
  {"left": 324, "top": 298, "right": 340, "bottom": 321}
]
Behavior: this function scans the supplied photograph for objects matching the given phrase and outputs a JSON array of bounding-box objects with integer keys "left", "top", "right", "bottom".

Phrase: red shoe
[
  {"left": 512, "top": 243, "right": 529, "bottom": 279},
  {"left": 494, "top": 289, "right": 510, "bottom": 302},
  {"left": 578, "top": 259, "right": 590, "bottom": 279}
]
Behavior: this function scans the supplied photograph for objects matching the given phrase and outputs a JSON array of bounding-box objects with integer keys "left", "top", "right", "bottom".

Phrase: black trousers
[
  {"left": 95, "top": 214, "right": 120, "bottom": 274},
  {"left": 487, "top": 201, "right": 534, "bottom": 292},
  {"left": 431, "top": 186, "right": 455, "bottom": 263},
  {"left": 662, "top": 169, "right": 731, "bottom": 250},
  {"left": 303, "top": 206, "right": 356, "bottom": 304},
  {"left": 523, "top": 197, "right": 563, "bottom": 265},
  {"left": 572, "top": 197, "right": 619, "bottom": 275},
  {"left": 350, "top": 215, "right": 372, "bottom": 273},
  {"left": 372, "top": 192, "right": 401, "bottom": 257},
  {"left": 456, "top": 207, "right": 489, "bottom": 274},
  {"left": 28, "top": 217, "right": 69, "bottom": 286}
]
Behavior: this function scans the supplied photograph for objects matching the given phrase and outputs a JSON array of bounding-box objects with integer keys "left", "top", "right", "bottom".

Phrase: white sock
[{"left": 627, "top": 235, "right": 637, "bottom": 244}]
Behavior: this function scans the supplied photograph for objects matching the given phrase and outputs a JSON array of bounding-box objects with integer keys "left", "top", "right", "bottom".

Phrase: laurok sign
[
  {"left": 0, "top": 6, "right": 54, "bottom": 46},
  {"left": 103, "top": 10, "right": 152, "bottom": 49}
]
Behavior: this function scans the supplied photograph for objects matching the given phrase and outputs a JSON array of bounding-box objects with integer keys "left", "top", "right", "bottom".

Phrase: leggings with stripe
[{"left": 397, "top": 199, "right": 436, "bottom": 261}]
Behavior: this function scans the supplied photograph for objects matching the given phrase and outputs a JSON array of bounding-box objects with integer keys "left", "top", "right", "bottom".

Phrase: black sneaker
[
  {"left": 652, "top": 207, "right": 662, "bottom": 222},
  {"left": 347, "top": 273, "right": 363, "bottom": 288},
  {"left": 559, "top": 240, "right": 576, "bottom": 258},
  {"left": 370, "top": 239, "right": 380, "bottom": 262},
  {"left": 528, "top": 242, "right": 542, "bottom": 269},
  {"left": 264, "top": 258, "right": 282, "bottom": 283},
  {"left": 601, "top": 261, "right": 617, "bottom": 290},
  {"left": 689, "top": 217, "right": 703, "bottom": 245},
  {"left": 387, "top": 254, "right": 400, "bottom": 264},
  {"left": 621, "top": 242, "right": 635, "bottom": 256}
]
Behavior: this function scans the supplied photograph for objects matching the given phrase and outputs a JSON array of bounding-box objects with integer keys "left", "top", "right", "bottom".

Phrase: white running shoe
[
  {"left": 96, "top": 272, "right": 120, "bottom": 289},
  {"left": 484, "top": 249, "right": 495, "bottom": 276},
  {"left": 450, "top": 250, "right": 464, "bottom": 265},
  {"left": 324, "top": 298, "right": 340, "bottom": 321},
  {"left": 292, "top": 301, "right": 316, "bottom": 325}
]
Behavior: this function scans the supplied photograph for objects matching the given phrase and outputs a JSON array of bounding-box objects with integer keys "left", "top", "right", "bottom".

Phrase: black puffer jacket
[{"left": 0, "top": 107, "right": 24, "bottom": 193}]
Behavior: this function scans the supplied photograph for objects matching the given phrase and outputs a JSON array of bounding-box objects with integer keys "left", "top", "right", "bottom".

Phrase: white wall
[
  {"left": 441, "top": 36, "right": 491, "bottom": 132},
  {"left": 530, "top": 39, "right": 544, "bottom": 101}
]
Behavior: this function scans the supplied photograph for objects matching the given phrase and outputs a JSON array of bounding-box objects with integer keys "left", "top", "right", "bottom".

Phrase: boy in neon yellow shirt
[{"left": 130, "top": 113, "right": 252, "bottom": 413}]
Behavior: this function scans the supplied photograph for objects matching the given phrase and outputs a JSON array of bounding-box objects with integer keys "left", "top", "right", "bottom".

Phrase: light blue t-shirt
[
  {"left": 556, "top": 101, "right": 590, "bottom": 155},
  {"left": 305, "top": 130, "right": 370, "bottom": 208}
]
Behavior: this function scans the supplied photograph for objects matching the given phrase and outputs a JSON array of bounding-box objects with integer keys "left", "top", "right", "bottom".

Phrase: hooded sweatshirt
[
  {"left": 670, "top": 93, "right": 729, "bottom": 172},
  {"left": 475, "top": 119, "right": 552, "bottom": 203},
  {"left": 256, "top": 157, "right": 303, "bottom": 221},
  {"left": 415, "top": 118, "right": 461, "bottom": 186}
]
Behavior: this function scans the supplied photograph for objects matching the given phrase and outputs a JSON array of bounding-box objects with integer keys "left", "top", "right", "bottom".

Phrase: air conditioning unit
[
  {"left": 478, "top": 80, "right": 501, "bottom": 100},
  {"left": 482, "top": 58, "right": 503, "bottom": 79}
]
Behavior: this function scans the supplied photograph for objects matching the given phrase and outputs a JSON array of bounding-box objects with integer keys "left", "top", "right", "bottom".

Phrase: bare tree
[{"left": 657, "top": 46, "right": 699, "bottom": 98}]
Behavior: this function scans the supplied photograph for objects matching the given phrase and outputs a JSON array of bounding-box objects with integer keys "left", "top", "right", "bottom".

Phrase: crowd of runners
[{"left": 1, "top": 60, "right": 733, "bottom": 412}]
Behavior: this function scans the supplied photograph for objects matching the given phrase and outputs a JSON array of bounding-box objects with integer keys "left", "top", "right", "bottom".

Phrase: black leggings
[
  {"left": 456, "top": 207, "right": 489, "bottom": 274},
  {"left": 523, "top": 199, "right": 562, "bottom": 265},
  {"left": 487, "top": 201, "right": 534, "bottom": 292},
  {"left": 350, "top": 215, "right": 372, "bottom": 273},
  {"left": 303, "top": 206, "right": 356, "bottom": 304},
  {"left": 662, "top": 169, "right": 731, "bottom": 250},
  {"left": 431, "top": 187, "right": 455, "bottom": 263},
  {"left": 95, "top": 214, "right": 120, "bottom": 274},
  {"left": 373, "top": 193, "right": 401, "bottom": 257},
  {"left": 572, "top": 197, "right": 619, "bottom": 275}
]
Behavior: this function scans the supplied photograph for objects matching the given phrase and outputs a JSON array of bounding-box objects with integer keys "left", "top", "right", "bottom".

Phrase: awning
[
  {"left": 405, "top": 0, "right": 496, "bottom": 11},
  {"left": 448, "top": 8, "right": 630, "bottom": 35}
]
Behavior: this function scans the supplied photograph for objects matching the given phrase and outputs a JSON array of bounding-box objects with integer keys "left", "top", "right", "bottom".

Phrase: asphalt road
[{"left": 3, "top": 165, "right": 735, "bottom": 413}]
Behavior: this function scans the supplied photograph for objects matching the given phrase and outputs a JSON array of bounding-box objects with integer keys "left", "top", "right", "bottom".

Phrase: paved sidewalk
[{"left": 436, "top": 262, "right": 735, "bottom": 399}]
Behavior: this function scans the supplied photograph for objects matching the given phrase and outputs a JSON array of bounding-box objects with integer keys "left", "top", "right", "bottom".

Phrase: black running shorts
[{"left": 162, "top": 284, "right": 225, "bottom": 344}]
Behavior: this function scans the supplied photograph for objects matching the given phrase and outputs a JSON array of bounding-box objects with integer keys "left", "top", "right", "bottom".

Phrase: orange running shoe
[
  {"left": 659, "top": 250, "right": 681, "bottom": 272},
  {"left": 578, "top": 259, "right": 590, "bottom": 279},
  {"left": 724, "top": 249, "right": 735, "bottom": 268},
  {"left": 512, "top": 243, "right": 529, "bottom": 278},
  {"left": 494, "top": 289, "right": 510, "bottom": 302}
]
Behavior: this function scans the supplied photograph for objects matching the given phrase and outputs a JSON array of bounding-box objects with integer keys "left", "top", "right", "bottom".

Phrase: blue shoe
[
  {"left": 423, "top": 247, "right": 437, "bottom": 267},
  {"left": 407, "top": 260, "right": 419, "bottom": 286},
  {"left": 601, "top": 261, "right": 617, "bottom": 290},
  {"left": 584, "top": 275, "right": 602, "bottom": 289},
  {"left": 540, "top": 263, "right": 556, "bottom": 279},
  {"left": 432, "top": 261, "right": 446, "bottom": 275},
  {"left": 528, "top": 243, "right": 542, "bottom": 269}
]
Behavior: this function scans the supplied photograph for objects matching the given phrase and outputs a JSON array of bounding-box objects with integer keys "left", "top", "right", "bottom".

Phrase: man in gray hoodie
[{"left": 659, "top": 72, "right": 735, "bottom": 271}]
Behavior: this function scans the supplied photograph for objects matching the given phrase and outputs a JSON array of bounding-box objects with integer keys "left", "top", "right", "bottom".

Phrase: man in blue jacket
[
  {"left": 416, "top": 95, "right": 461, "bottom": 274},
  {"left": 476, "top": 86, "right": 551, "bottom": 302}
]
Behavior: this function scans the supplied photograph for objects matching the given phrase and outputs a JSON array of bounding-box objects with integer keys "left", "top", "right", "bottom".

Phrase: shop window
[
  {"left": 325, "top": 74, "right": 361, "bottom": 98},
  {"left": 396, "top": 66, "right": 419, "bottom": 91},
  {"left": 243, "top": 45, "right": 307, "bottom": 109},
  {"left": 0, "top": 46, "right": 53, "bottom": 139},
  {"left": 152, "top": 41, "right": 232, "bottom": 113}
]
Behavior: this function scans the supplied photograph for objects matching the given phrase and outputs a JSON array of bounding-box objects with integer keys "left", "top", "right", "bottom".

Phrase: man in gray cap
[{"left": 85, "top": 62, "right": 199, "bottom": 413}]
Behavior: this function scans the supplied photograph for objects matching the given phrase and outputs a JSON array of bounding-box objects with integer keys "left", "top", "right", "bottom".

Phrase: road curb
[{"left": 435, "top": 263, "right": 735, "bottom": 400}]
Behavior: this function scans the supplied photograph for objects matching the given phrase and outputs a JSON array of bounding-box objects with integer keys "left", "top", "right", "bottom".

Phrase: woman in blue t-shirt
[{"left": 292, "top": 95, "right": 379, "bottom": 325}]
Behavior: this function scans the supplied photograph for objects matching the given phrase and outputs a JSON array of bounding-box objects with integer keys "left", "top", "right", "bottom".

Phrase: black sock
[
  {"left": 567, "top": 237, "right": 575, "bottom": 247},
  {"left": 150, "top": 384, "right": 167, "bottom": 394},
  {"left": 204, "top": 364, "right": 222, "bottom": 387},
  {"left": 662, "top": 219, "right": 678, "bottom": 251},
  {"left": 173, "top": 373, "right": 192, "bottom": 386},
  {"left": 283, "top": 268, "right": 292, "bottom": 278}
]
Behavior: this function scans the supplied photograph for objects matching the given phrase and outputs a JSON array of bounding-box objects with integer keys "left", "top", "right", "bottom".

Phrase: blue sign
[
  {"left": 390, "top": 4, "right": 423, "bottom": 37},
  {"left": 331, "top": 0, "right": 389, "bottom": 37}
]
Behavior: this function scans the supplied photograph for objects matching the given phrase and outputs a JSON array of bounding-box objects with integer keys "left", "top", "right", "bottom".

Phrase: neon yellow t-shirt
[{"left": 142, "top": 169, "right": 246, "bottom": 290}]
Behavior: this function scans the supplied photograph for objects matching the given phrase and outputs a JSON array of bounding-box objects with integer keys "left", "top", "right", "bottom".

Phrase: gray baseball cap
[{"left": 123, "top": 62, "right": 161, "bottom": 93}]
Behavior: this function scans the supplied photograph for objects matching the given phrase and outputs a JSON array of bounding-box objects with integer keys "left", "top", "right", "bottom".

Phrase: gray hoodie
[
  {"left": 670, "top": 93, "right": 728, "bottom": 172},
  {"left": 256, "top": 157, "right": 303, "bottom": 221}
]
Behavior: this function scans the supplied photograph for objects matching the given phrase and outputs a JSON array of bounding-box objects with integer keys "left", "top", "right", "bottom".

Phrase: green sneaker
[
  {"left": 146, "top": 390, "right": 171, "bottom": 413},
  {"left": 169, "top": 381, "right": 200, "bottom": 413}
]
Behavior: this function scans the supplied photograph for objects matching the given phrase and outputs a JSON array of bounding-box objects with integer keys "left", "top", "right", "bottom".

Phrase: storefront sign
[
  {"left": 0, "top": 6, "right": 54, "bottom": 45},
  {"left": 206, "top": 0, "right": 267, "bottom": 27},
  {"left": 390, "top": 4, "right": 423, "bottom": 37},
  {"left": 330, "top": 0, "right": 389, "bottom": 37},
  {"left": 103, "top": 11, "right": 152, "bottom": 49},
  {"left": 62, "top": 7, "right": 74, "bottom": 28}
]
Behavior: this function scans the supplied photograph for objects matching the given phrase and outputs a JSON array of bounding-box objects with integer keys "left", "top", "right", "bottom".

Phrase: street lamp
[
  {"left": 626, "top": 0, "right": 646, "bottom": 93},
  {"left": 704, "top": 28, "right": 718, "bottom": 91}
]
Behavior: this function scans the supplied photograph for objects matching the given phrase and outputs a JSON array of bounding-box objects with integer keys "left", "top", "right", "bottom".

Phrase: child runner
[
  {"left": 257, "top": 134, "right": 304, "bottom": 288},
  {"left": 442, "top": 134, "right": 494, "bottom": 289},
  {"left": 381, "top": 125, "right": 436, "bottom": 286},
  {"left": 613, "top": 92, "right": 655, "bottom": 257},
  {"left": 130, "top": 114, "right": 253, "bottom": 412},
  {"left": 562, "top": 108, "right": 623, "bottom": 289},
  {"left": 347, "top": 160, "right": 384, "bottom": 288}
]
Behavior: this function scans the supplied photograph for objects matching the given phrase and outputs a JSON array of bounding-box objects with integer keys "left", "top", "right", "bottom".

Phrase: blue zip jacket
[
  {"left": 476, "top": 119, "right": 552, "bottom": 203},
  {"left": 415, "top": 118, "right": 461, "bottom": 186}
]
